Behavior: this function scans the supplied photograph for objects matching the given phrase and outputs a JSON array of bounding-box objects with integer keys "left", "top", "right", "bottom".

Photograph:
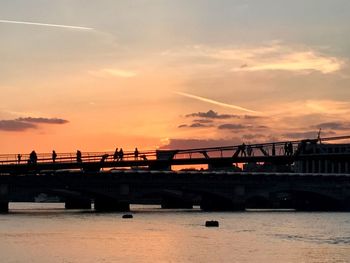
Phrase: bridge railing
[
  {"left": 1, "top": 135, "right": 350, "bottom": 167},
  {"left": 0, "top": 150, "right": 158, "bottom": 166}
]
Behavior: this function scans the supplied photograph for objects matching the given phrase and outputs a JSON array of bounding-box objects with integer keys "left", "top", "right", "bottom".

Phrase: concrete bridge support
[
  {"left": 94, "top": 197, "right": 130, "bottom": 212},
  {"left": 0, "top": 184, "right": 9, "bottom": 213},
  {"left": 200, "top": 196, "right": 245, "bottom": 211},
  {"left": 0, "top": 201, "right": 9, "bottom": 213},
  {"left": 161, "top": 196, "right": 193, "bottom": 209},
  {"left": 208, "top": 160, "right": 235, "bottom": 170},
  {"left": 65, "top": 198, "right": 92, "bottom": 209},
  {"left": 293, "top": 192, "right": 348, "bottom": 211},
  {"left": 200, "top": 186, "right": 246, "bottom": 211}
]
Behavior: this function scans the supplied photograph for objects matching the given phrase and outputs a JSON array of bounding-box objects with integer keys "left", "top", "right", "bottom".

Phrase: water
[{"left": 0, "top": 203, "right": 349, "bottom": 263}]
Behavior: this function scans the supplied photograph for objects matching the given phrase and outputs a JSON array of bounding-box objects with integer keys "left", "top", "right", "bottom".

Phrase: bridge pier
[
  {"left": 292, "top": 192, "right": 348, "bottom": 211},
  {"left": 0, "top": 201, "right": 9, "bottom": 213},
  {"left": 200, "top": 198, "right": 245, "bottom": 211},
  {"left": 208, "top": 160, "right": 235, "bottom": 170},
  {"left": 65, "top": 198, "right": 91, "bottom": 209},
  {"left": 161, "top": 196, "right": 193, "bottom": 209},
  {"left": 0, "top": 184, "right": 9, "bottom": 213},
  {"left": 94, "top": 198, "right": 130, "bottom": 212},
  {"left": 200, "top": 186, "right": 246, "bottom": 211}
]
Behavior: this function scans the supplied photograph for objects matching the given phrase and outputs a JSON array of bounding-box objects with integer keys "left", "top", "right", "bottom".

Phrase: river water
[{"left": 0, "top": 203, "right": 349, "bottom": 263}]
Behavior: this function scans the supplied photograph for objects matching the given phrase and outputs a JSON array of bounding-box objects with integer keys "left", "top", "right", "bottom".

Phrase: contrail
[
  {"left": 0, "top": 19, "right": 93, "bottom": 30},
  {"left": 174, "top": 91, "right": 260, "bottom": 114}
]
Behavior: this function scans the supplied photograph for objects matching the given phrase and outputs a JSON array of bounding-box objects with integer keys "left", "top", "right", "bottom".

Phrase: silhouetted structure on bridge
[{"left": 0, "top": 135, "right": 350, "bottom": 213}]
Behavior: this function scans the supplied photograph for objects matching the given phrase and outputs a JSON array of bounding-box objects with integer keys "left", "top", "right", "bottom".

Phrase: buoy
[
  {"left": 122, "top": 214, "right": 133, "bottom": 219},
  {"left": 205, "top": 220, "right": 219, "bottom": 227}
]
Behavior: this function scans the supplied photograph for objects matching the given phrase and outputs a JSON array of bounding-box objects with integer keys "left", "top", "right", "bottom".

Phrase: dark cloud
[
  {"left": 242, "top": 133, "right": 267, "bottom": 140},
  {"left": 160, "top": 138, "right": 242, "bottom": 150},
  {"left": 283, "top": 131, "right": 319, "bottom": 139},
  {"left": 186, "top": 110, "right": 264, "bottom": 120},
  {"left": 186, "top": 110, "right": 239, "bottom": 119},
  {"left": 17, "top": 117, "right": 69, "bottom": 124},
  {"left": 218, "top": 123, "right": 249, "bottom": 130},
  {"left": 193, "top": 119, "right": 214, "bottom": 124},
  {"left": 0, "top": 117, "right": 69, "bottom": 132},
  {"left": 189, "top": 123, "right": 211, "bottom": 128},
  {"left": 312, "top": 122, "right": 350, "bottom": 131},
  {"left": 0, "top": 120, "right": 36, "bottom": 131},
  {"left": 178, "top": 122, "right": 212, "bottom": 128},
  {"left": 244, "top": 115, "right": 264, "bottom": 120}
]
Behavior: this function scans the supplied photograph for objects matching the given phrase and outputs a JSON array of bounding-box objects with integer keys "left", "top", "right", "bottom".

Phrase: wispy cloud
[
  {"left": 312, "top": 122, "right": 350, "bottom": 131},
  {"left": 102, "top": 69, "right": 137, "bottom": 78},
  {"left": 0, "top": 117, "right": 69, "bottom": 132},
  {"left": 186, "top": 110, "right": 239, "bottom": 119},
  {"left": 16, "top": 117, "right": 68, "bottom": 124},
  {"left": 0, "top": 19, "right": 93, "bottom": 31},
  {"left": 232, "top": 51, "right": 342, "bottom": 74},
  {"left": 89, "top": 68, "right": 137, "bottom": 78},
  {"left": 164, "top": 43, "right": 343, "bottom": 74},
  {"left": 174, "top": 91, "right": 260, "bottom": 114},
  {"left": 0, "top": 120, "right": 36, "bottom": 132}
]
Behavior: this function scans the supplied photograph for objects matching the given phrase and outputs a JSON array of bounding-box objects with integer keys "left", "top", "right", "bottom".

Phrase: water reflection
[{"left": 0, "top": 203, "right": 349, "bottom": 262}]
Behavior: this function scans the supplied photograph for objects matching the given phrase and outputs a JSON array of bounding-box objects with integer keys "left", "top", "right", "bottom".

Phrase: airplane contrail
[
  {"left": 174, "top": 91, "right": 261, "bottom": 114},
  {"left": 0, "top": 19, "right": 93, "bottom": 30}
]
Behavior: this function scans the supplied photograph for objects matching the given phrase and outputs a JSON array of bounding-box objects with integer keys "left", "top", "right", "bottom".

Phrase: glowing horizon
[{"left": 0, "top": 1, "right": 349, "bottom": 154}]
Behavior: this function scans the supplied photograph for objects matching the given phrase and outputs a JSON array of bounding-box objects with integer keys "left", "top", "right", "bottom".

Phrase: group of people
[
  {"left": 17, "top": 150, "right": 57, "bottom": 165},
  {"left": 113, "top": 147, "right": 139, "bottom": 161},
  {"left": 16, "top": 147, "right": 141, "bottom": 165},
  {"left": 284, "top": 142, "right": 294, "bottom": 156}
]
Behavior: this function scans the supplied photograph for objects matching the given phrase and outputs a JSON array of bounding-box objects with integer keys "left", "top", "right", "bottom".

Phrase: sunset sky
[{"left": 0, "top": 0, "right": 350, "bottom": 154}]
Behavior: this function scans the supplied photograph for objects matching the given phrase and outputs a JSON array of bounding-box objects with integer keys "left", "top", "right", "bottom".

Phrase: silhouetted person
[
  {"left": 17, "top": 154, "right": 22, "bottom": 164},
  {"left": 134, "top": 147, "right": 139, "bottom": 160},
  {"left": 119, "top": 148, "right": 124, "bottom": 161},
  {"left": 240, "top": 143, "right": 246, "bottom": 157},
  {"left": 284, "top": 142, "right": 289, "bottom": 155},
  {"left": 113, "top": 148, "right": 119, "bottom": 161},
  {"left": 29, "top": 150, "right": 37, "bottom": 164},
  {"left": 272, "top": 143, "right": 276, "bottom": 156},
  {"left": 52, "top": 150, "right": 57, "bottom": 163},
  {"left": 76, "top": 150, "right": 82, "bottom": 163},
  {"left": 247, "top": 145, "right": 253, "bottom": 157},
  {"left": 288, "top": 142, "right": 293, "bottom": 156},
  {"left": 101, "top": 153, "right": 109, "bottom": 163}
]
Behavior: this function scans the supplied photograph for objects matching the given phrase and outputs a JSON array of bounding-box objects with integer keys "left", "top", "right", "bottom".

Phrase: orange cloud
[
  {"left": 89, "top": 68, "right": 137, "bottom": 78},
  {"left": 163, "top": 42, "right": 344, "bottom": 74}
]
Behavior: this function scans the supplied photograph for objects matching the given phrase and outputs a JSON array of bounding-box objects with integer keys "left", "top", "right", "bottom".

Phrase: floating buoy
[
  {"left": 122, "top": 214, "right": 133, "bottom": 219},
  {"left": 205, "top": 220, "right": 219, "bottom": 227}
]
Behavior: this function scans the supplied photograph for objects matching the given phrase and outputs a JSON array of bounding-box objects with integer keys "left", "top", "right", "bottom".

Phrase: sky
[{"left": 0, "top": 0, "right": 350, "bottom": 154}]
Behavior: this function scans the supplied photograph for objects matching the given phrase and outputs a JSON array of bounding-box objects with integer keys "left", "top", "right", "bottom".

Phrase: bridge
[{"left": 0, "top": 136, "right": 350, "bottom": 212}]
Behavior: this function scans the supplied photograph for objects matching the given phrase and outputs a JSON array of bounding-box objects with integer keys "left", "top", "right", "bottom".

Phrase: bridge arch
[
  {"left": 261, "top": 187, "right": 345, "bottom": 211},
  {"left": 140, "top": 189, "right": 194, "bottom": 209},
  {"left": 245, "top": 195, "right": 270, "bottom": 209}
]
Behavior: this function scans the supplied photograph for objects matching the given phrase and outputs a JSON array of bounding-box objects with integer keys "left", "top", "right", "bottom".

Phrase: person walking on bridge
[
  {"left": 52, "top": 150, "right": 57, "bottom": 163},
  {"left": 29, "top": 150, "right": 37, "bottom": 164},
  {"left": 134, "top": 147, "right": 139, "bottom": 160},
  {"left": 240, "top": 143, "right": 247, "bottom": 157},
  {"left": 288, "top": 142, "right": 294, "bottom": 156},
  {"left": 17, "top": 154, "right": 22, "bottom": 164},
  {"left": 119, "top": 148, "right": 124, "bottom": 161},
  {"left": 113, "top": 148, "right": 119, "bottom": 161},
  {"left": 76, "top": 150, "right": 82, "bottom": 163},
  {"left": 101, "top": 153, "right": 109, "bottom": 163}
]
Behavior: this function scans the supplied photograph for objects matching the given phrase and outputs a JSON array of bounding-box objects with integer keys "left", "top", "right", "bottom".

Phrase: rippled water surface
[{"left": 0, "top": 203, "right": 349, "bottom": 262}]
